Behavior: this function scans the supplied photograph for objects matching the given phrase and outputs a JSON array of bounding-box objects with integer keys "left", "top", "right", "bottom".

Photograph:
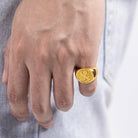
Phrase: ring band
[{"left": 75, "top": 67, "right": 98, "bottom": 84}]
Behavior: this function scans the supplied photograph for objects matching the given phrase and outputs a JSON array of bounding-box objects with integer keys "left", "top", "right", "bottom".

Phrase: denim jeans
[{"left": 0, "top": 0, "right": 136, "bottom": 138}]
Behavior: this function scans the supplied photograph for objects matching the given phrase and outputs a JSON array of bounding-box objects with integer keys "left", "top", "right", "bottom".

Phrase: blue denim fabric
[
  {"left": 0, "top": 0, "right": 136, "bottom": 138},
  {"left": 103, "top": 0, "right": 136, "bottom": 86}
]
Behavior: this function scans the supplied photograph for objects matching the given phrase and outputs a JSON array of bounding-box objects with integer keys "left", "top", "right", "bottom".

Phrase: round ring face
[{"left": 76, "top": 69, "right": 95, "bottom": 84}]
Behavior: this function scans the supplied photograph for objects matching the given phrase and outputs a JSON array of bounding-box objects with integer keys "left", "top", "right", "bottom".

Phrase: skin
[{"left": 2, "top": 0, "right": 105, "bottom": 129}]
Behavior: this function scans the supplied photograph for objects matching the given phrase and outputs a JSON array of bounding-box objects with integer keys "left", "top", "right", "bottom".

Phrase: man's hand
[{"left": 2, "top": 0, "right": 105, "bottom": 128}]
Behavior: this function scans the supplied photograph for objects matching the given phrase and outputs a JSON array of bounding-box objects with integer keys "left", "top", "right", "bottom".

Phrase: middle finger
[{"left": 29, "top": 66, "right": 53, "bottom": 129}]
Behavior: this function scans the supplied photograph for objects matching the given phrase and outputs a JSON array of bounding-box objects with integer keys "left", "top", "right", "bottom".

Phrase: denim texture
[{"left": 0, "top": 0, "right": 136, "bottom": 138}]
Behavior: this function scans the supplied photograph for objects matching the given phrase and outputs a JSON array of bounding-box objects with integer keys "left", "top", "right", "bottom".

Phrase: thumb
[{"left": 2, "top": 38, "right": 10, "bottom": 84}]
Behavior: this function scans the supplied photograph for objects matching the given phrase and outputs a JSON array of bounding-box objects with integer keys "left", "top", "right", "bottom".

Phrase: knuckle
[
  {"left": 8, "top": 89, "right": 27, "bottom": 104},
  {"left": 56, "top": 98, "right": 73, "bottom": 111},
  {"left": 8, "top": 91, "right": 18, "bottom": 103},
  {"left": 31, "top": 104, "right": 45, "bottom": 115},
  {"left": 80, "top": 81, "right": 97, "bottom": 97},
  {"left": 90, "top": 85, "right": 97, "bottom": 93},
  {"left": 57, "top": 47, "right": 70, "bottom": 64},
  {"left": 24, "top": 24, "right": 34, "bottom": 34},
  {"left": 59, "top": 38, "right": 77, "bottom": 57},
  {"left": 14, "top": 46, "right": 24, "bottom": 58},
  {"left": 88, "top": 81, "right": 97, "bottom": 92},
  {"left": 35, "top": 49, "right": 49, "bottom": 64},
  {"left": 78, "top": 46, "right": 91, "bottom": 59}
]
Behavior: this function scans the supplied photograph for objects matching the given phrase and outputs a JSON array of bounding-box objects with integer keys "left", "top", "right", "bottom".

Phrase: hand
[{"left": 2, "top": 0, "right": 105, "bottom": 128}]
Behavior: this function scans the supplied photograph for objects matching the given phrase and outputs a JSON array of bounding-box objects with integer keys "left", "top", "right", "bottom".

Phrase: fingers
[
  {"left": 2, "top": 38, "right": 10, "bottom": 84},
  {"left": 76, "top": 58, "right": 98, "bottom": 97},
  {"left": 7, "top": 60, "right": 29, "bottom": 121},
  {"left": 53, "top": 65, "right": 74, "bottom": 112},
  {"left": 29, "top": 67, "right": 54, "bottom": 129}
]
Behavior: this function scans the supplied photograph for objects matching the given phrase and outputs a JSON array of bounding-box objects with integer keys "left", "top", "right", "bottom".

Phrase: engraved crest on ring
[{"left": 76, "top": 69, "right": 94, "bottom": 83}]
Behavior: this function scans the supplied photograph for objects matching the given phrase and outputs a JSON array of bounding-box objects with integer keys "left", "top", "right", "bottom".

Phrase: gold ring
[{"left": 75, "top": 67, "right": 98, "bottom": 84}]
